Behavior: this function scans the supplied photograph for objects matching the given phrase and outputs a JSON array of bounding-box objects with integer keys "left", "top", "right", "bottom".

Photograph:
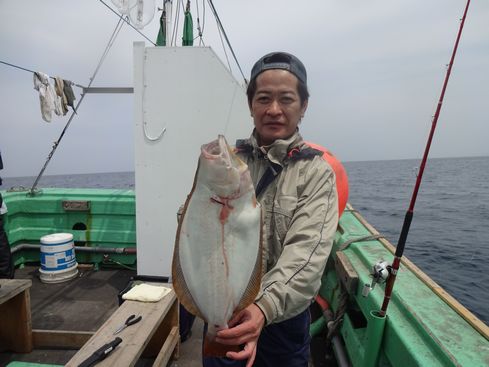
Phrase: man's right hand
[{"left": 215, "top": 303, "right": 266, "bottom": 367}]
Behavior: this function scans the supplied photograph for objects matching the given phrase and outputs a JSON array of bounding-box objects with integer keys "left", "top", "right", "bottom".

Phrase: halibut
[{"left": 172, "top": 135, "right": 263, "bottom": 349}]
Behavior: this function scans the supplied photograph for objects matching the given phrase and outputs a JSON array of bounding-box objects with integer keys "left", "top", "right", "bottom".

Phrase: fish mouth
[
  {"left": 201, "top": 135, "right": 235, "bottom": 168},
  {"left": 202, "top": 135, "right": 226, "bottom": 156},
  {"left": 201, "top": 140, "right": 221, "bottom": 158},
  {"left": 199, "top": 135, "right": 250, "bottom": 197}
]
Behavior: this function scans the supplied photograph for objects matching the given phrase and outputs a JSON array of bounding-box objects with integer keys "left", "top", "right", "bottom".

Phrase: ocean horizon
[
  {"left": 1, "top": 156, "right": 488, "bottom": 324},
  {"left": 3, "top": 154, "right": 489, "bottom": 180}
]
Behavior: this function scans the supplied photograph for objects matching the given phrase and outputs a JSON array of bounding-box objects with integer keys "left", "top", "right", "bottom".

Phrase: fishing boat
[
  {"left": 1, "top": 1, "right": 488, "bottom": 366},
  {"left": 1, "top": 186, "right": 488, "bottom": 366}
]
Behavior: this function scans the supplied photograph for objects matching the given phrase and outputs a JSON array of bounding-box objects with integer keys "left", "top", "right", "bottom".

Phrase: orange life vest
[{"left": 305, "top": 142, "right": 349, "bottom": 217}]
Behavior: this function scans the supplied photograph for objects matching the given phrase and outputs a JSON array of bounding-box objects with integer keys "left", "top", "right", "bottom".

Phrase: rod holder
[{"left": 363, "top": 310, "right": 386, "bottom": 367}]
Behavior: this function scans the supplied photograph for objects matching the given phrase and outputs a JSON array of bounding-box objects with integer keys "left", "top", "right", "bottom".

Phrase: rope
[
  {"left": 29, "top": 18, "right": 126, "bottom": 195},
  {"left": 0, "top": 60, "right": 38, "bottom": 76},
  {"left": 323, "top": 233, "right": 385, "bottom": 338},
  {"left": 321, "top": 233, "right": 385, "bottom": 340},
  {"left": 0, "top": 60, "right": 85, "bottom": 89},
  {"left": 206, "top": 0, "right": 247, "bottom": 83},
  {"left": 326, "top": 284, "right": 349, "bottom": 341},
  {"left": 337, "top": 234, "right": 385, "bottom": 252}
]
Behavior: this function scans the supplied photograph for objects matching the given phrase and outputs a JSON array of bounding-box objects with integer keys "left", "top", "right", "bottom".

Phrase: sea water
[
  {"left": 2, "top": 156, "right": 488, "bottom": 323},
  {"left": 344, "top": 156, "right": 489, "bottom": 324}
]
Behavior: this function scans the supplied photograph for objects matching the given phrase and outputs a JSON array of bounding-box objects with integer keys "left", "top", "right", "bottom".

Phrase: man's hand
[{"left": 215, "top": 303, "right": 266, "bottom": 367}]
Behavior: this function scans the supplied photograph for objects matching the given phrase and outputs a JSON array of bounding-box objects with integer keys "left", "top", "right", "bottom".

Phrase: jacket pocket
[{"left": 272, "top": 195, "right": 297, "bottom": 243}]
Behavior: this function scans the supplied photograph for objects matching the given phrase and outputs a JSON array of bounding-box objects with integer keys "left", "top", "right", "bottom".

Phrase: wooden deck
[
  {"left": 0, "top": 265, "right": 203, "bottom": 367},
  {"left": 0, "top": 265, "right": 322, "bottom": 366}
]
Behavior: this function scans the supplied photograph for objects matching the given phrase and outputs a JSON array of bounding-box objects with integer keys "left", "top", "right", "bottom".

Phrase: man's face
[{"left": 250, "top": 69, "right": 308, "bottom": 146}]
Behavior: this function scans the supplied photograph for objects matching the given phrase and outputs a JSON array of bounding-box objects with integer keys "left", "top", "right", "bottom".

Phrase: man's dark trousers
[{"left": 203, "top": 309, "right": 311, "bottom": 367}]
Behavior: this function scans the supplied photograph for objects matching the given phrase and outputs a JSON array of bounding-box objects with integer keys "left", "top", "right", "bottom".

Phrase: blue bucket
[{"left": 39, "top": 233, "right": 78, "bottom": 283}]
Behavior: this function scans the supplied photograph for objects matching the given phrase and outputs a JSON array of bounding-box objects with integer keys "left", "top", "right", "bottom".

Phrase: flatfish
[{"left": 172, "top": 135, "right": 263, "bottom": 355}]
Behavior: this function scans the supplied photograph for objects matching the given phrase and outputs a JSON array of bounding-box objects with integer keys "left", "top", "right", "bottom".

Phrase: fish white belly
[
  {"left": 172, "top": 135, "right": 263, "bottom": 338},
  {"left": 178, "top": 183, "right": 261, "bottom": 328}
]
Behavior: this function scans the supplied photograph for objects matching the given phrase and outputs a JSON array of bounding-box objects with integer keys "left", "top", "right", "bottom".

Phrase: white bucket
[{"left": 39, "top": 233, "right": 78, "bottom": 284}]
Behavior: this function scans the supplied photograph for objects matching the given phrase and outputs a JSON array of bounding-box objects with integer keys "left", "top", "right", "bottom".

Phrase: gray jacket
[{"left": 235, "top": 130, "right": 339, "bottom": 324}]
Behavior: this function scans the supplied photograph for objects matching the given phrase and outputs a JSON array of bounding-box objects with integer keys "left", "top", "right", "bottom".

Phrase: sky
[{"left": 0, "top": 0, "right": 488, "bottom": 178}]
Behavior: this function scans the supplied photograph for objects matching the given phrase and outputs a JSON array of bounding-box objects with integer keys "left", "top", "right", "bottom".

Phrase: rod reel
[{"left": 362, "top": 260, "right": 390, "bottom": 297}]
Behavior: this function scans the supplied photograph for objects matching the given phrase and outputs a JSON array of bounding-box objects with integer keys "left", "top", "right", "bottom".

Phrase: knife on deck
[{"left": 78, "top": 337, "right": 122, "bottom": 367}]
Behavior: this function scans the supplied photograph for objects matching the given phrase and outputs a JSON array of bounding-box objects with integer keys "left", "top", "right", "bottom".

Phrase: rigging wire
[
  {"left": 28, "top": 0, "right": 167, "bottom": 192},
  {"left": 29, "top": 18, "right": 126, "bottom": 194},
  {"left": 216, "top": 21, "right": 232, "bottom": 73},
  {"left": 99, "top": 0, "right": 156, "bottom": 46},
  {"left": 172, "top": 0, "right": 177, "bottom": 46},
  {"left": 1, "top": 0, "right": 157, "bottom": 85},
  {"left": 195, "top": 0, "right": 206, "bottom": 45},
  {"left": 206, "top": 0, "right": 247, "bottom": 84},
  {"left": 14, "top": 0, "right": 246, "bottom": 192},
  {"left": 91, "top": 17, "right": 126, "bottom": 83},
  {"left": 172, "top": 0, "right": 182, "bottom": 46},
  {"left": 201, "top": 0, "right": 206, "bottom": 39}
]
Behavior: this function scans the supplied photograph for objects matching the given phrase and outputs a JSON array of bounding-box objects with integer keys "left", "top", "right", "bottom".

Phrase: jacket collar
[{"left": 248, "top": 129, "right": 304, "bottom": 166}]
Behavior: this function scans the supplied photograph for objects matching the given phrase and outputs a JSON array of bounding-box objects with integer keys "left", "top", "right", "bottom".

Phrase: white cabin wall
[{"left": 133, "top": 42, "right": 252, "bottom": 276}]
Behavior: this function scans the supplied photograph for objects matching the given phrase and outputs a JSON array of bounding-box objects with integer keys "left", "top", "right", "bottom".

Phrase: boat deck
[{"left": 0, "top": 265, "right": 203, "bottom": 367}]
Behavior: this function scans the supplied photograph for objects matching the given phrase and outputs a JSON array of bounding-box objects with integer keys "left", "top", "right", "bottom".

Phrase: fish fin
[
  {"left": 172, "top": 229, "right": 206, "bottom": 319},
  {"left": 235, "top": 207, "right": 264, "bottom": 312},
  {"left": 203, "top": 334, "right": 241, "bottom": 358},
  {"left": 171, "top": 172, "right": 206, "bottom": 320},
  {"left": 171, "top": 247, "right": 205, "bottom": 318}
]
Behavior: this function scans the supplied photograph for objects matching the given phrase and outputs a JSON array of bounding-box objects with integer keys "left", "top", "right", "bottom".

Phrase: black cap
[{"left": 250, "top": 52, "right": 307, "bottom": 85}]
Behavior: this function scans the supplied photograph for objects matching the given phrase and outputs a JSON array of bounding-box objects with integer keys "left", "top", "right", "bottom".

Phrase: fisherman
[
  {"left": 0, "top": 150, "right": 15, "bottom": 279},
  {"left": 204, "top": 52, "right": 340, "bottom": 366}
]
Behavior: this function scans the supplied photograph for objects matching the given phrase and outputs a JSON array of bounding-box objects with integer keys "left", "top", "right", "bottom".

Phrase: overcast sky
[{"left": 1, "top": 0, "right": 488, "bottom": 178}]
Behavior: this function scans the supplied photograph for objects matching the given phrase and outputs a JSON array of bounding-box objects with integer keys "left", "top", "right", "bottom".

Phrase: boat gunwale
[{"left": 344, "top": 203, "right": 489, "bottom": 340}]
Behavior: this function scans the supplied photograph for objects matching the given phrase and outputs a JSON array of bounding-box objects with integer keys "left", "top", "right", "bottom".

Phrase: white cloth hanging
[
  {"left": 53, "top": 92, "right": 64, "bottom": 116},
  {"left": 54, "top": 77, "right": 68, "bottom": 115},
  {"left": 63, "top": 79, "right": 77, "bottom": 113},
  {"left": 33, "top": 72, "right": 57, "bottom": 122}
]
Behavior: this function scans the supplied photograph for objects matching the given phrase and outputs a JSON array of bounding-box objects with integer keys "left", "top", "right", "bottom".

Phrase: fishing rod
[{"left": 379, "top": 0, "right": 471, "bottom": 317}]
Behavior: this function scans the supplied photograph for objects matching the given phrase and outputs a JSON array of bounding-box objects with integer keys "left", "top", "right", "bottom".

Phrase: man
[
  {"left": 204, "top": 52, "right": 339, "bottom": 367},
  {"left": 0, "top": 150, "right": 14, "bottom": 279}
]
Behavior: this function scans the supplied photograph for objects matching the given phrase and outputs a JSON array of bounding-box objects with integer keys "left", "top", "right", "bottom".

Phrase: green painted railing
[
  {"left": 318, "top": 208, "right": 489, "bottom": 367},
  {"left": 3, "top": 189, "right": 488, "bottom": 366},
  {"left": 1, "top": 188, "right": 137, "bottom": 267}
]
